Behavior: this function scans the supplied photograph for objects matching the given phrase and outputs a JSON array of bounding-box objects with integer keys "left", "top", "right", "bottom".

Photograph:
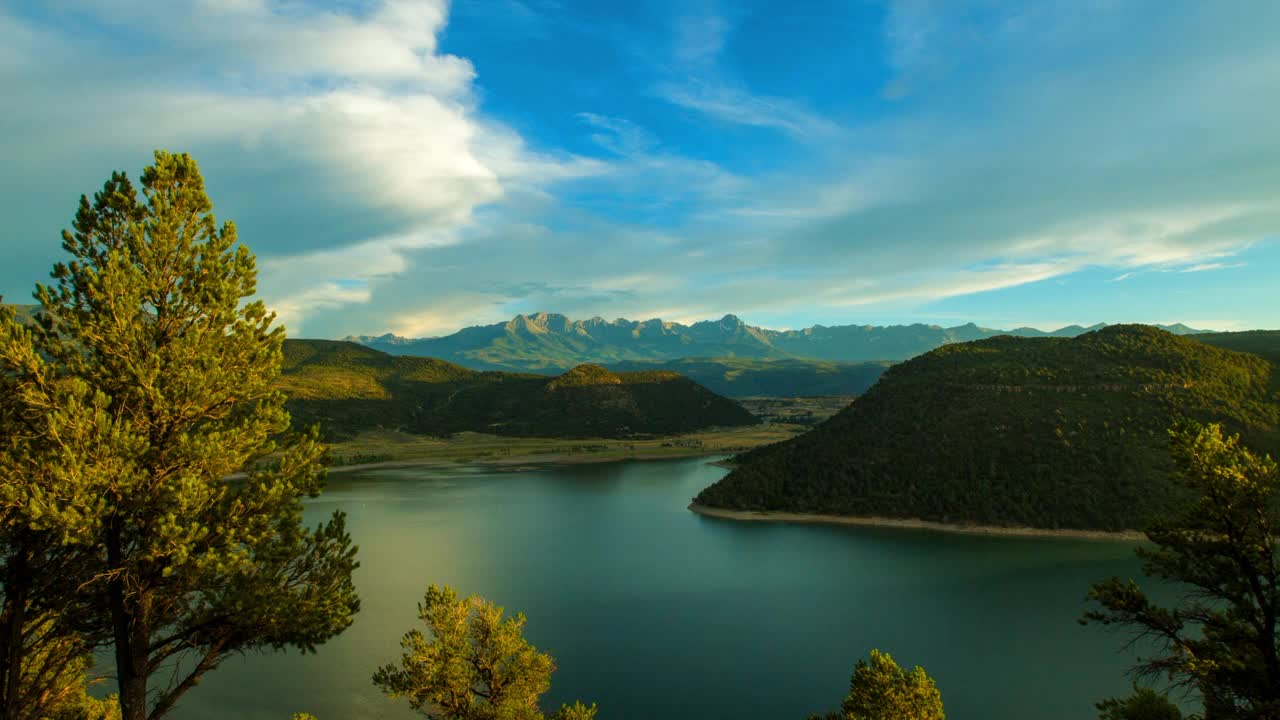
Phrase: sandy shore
[{"left": 687, "top": 503, "right": 1146, "bottom": 541}]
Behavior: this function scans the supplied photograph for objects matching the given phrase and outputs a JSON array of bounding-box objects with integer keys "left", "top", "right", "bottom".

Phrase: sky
[{"left": 1, "top": 0, "right": 1277, "bottom": 338}]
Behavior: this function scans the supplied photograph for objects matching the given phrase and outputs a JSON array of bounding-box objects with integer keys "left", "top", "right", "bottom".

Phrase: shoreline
[
  {"left": 687, "top": 503, "right": 1147, "bottom": 541},
  {"left": 322, "top": 448, "right": 736, "bottom": 476}
]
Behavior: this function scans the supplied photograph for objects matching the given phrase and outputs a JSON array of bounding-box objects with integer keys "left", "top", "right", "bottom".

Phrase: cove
[{"left": 174, "top": 456, "right": 1149, "bottom": 720}]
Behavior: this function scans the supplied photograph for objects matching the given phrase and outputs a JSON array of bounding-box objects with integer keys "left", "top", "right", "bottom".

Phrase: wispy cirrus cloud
[
  {"left": 655, "top": 79, "right": 839, "bottom": 138},
  {"left": 1180, "top": 262, "right": 1247, "bottom": 273},
  {"left": 570, "top": 112, "right": 747, "bottom": 208},
  {"left": 652, "top": 11, "right": 837, "bottom": 139}
]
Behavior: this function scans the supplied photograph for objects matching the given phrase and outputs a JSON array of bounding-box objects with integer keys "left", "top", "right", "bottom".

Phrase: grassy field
[
  {"left": 737, "top": 396, "right": 855, "bottom": 426},
  {"left": 324, "top": 423, "right": 804, "bottom": 470}
]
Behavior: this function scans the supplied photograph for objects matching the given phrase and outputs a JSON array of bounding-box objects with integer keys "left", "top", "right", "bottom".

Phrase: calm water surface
[{"left": 176, "top": 457, "right": 1147, "bottom": 720}]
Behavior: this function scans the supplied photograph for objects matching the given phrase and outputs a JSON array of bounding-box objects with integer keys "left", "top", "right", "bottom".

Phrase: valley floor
[
  {"left": 324, "top": 424, "right": 803, "bottom": 474},
  {"left": 687, "top": 503, "right": 1147, "bottom": 541}
]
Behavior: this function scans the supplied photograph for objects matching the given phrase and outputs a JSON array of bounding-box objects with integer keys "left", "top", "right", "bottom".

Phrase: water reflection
[{"left": 174, "top": 457, "right": 1147, "bottom": 720}]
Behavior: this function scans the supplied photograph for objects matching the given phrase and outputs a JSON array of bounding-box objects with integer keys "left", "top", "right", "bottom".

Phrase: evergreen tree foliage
[
  {"left": 1, "top": 303, "right": 120, "bottom": 719},
  {"left": 1196, "top": 331, "right": 1280, "bottom": 367},
  {"left": 374, "top": 585, "right": 595, "bottom": 720},
  {"left": 1095, "top": 686, "right": 1183, "bottom": 720},
  {"left": 1084, "top": 423, "right": 1280, "bottom": 719},
  {"left": 1, "top": 152, "right": 359, "bottom": 720},
  {"left": 808, "top": 649, "right": 944, "bottom": 720},
  {"left": 548, "top": 702, "right": 599, "bottom": 720}
]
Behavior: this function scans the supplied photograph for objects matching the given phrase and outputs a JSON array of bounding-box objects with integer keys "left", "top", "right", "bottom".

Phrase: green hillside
[
  {"left": 607, "top": 357, "right": 891, "bottom": 398},
  {"left": 1195, "top": 330, "right": 1280, "bottom": 366},
  {"left": 277, "top": 340, "right": 758, "bottom": 440},
  {"left": 695, "top": 325, "right": 1280, "bottom": 531},
  {"left": 1, "top": 304, "right": 39, "bottom": 324}
]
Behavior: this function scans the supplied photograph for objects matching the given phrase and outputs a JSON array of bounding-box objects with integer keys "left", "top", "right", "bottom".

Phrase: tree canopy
[
  {"left": 808, "top": 649, "right": 944, "bottom": 720},
  {"left": 374, "top": 585, "right": 596, "bottom": 720},
  {"left": 0, "top": 151, "right": 359, "bottom": 720},
  {"left": 1084, "top": 422, "right": 1280, "bottom": 718},
  {"left": 1095, "top": 686, "right": 1183, "bottom": 720}
]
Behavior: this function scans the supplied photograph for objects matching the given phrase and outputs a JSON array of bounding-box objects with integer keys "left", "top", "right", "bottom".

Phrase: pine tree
[
  {"left": 808, "top": 649, "right": 945, "bottom": 720},
  {"left": 5, "top": 151, "right": 359, "bottom": 720},
  {"left": 374, "top": 584, "right": 596, "bottom": 720},
  {"left": 1084, "top": 422, "right": 1280, "bottom": 719},
  {"left": 0, "top": 303, "right": 118, "bottom": 719}
]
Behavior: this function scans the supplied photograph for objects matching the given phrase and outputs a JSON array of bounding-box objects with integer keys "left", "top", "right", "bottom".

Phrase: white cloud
[
  {"left": 585, "top": 273, "right": 675, "bottom": 293},
  {"left": 820, "top": 261, "right": 1081, "bottom": 309},
  {"left": 259, "top": 225, "right": 463, "bottom": 331},
  {"left": 673, "top": 13, "right": 730, "bottom": 66},
  {"left": 655, "top": 80, "right": 838, "bottom": 138},
  {"left": 653, "top": 10, "right": 837, "bottom": 139},
  {"left": 271, "top": 282, "right": 374, "bottom": 337},
  {"left": 68, "top": 0, "right": 473, "bottom": 93},
  {"left": 566, "top": 112, "right": 748, "bottom": 207},
  {"left": 1179, "top": 262, "right": 1246, "bottom": 273},
  {"left": 576, "top": 113, "right": 658, "bottom": 156},
  {"left": 1002, "top": 205, "right": 1256, "bottom": 270},
  {"left": 0, "top": 0, "right": 612, "bottom": 335},
  {"left": 388, "top": 293, "right": 514, "bottom": 337}
]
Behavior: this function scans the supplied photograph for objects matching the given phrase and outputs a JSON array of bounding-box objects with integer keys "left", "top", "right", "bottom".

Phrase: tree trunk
[
  {"left": 0, "top": 547, "right": 28, "bottom": 720},
  {"left": 108, "top": 524, "right": 148, "bottom": 720}
]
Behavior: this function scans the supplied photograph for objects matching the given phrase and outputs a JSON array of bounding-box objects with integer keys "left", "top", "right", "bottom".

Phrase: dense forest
[
  {"left": 1195, "top": 330, "right": 1280, "bottom": 366},
  {"left": 695, "top": 325, "right": 1280, "bottom": 531},
  {"left": 278, "top": 339, "right": 758, "bottom": 440}
]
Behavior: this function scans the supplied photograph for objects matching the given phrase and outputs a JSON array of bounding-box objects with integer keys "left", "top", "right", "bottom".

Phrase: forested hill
[
  {"left": 606, "top": 357, "right": 891, "bottom": 398},
  {"left": 345, "top": 312, "right": 1208, "bottom": 370},
  {"left": 695, "top": 325, "right": 1280, "bottom": 531},
  {"left": 276, "top": 339, "right": 758, "bottom": 440},
  {"left": 1195, "top": 330, "right": 1280, "bottom": 366}
]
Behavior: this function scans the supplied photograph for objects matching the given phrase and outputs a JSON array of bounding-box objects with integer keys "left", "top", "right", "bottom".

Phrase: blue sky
[{"left": 1, "top": 0, "right": 1277, "bottom": 337}]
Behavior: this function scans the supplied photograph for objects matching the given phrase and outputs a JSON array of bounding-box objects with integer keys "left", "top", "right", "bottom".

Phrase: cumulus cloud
[{"left": 0, "top": 0, "right": 600, "bottom": 333}]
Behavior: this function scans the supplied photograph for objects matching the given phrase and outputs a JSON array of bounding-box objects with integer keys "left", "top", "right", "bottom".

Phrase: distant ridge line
[
  {"left": 339, "top": 312, "right": 1214, "bottom": 372},
  {"left": 344, "top": 312, "right": 1201, "bottom": 344}
]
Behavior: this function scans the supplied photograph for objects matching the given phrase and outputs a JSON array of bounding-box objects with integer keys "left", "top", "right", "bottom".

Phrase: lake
[{"left": 174, "top": 456, "right": 1150, "bottom": 720}]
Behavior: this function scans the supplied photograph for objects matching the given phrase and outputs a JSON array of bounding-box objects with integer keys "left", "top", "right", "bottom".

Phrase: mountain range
[{"left": 346, "top": 312, "right": 1209, "bottom": 371}]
